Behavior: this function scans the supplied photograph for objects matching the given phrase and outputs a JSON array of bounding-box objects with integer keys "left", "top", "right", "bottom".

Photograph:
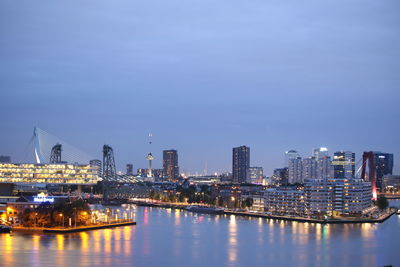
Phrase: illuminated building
[
  {"left": 163, "top": 150, "right": 179, "bottom": 181},
  {"left": 271, "top": 167, "right": 289, "bottom": 185},
  {"left": 264, "top": 187, "right": 305, "bottom": 215},
  {"left": 373, "top": 152, "right": 393, "bottom": 190},
  {"left": 232, "top": 146, "right": 250, "bottom": 183},
  {"left": 247, "top": 167, "right": 263, "bottom": 184},
  {"left": 285, "top": 150, "right": 300, "bottom": 167},
  {"left": 0, "top": 163, "right": 99, "bottom": 185},
  {"left": 301, "top": 157, "right": 317, "bottom": 180},
  {"left": 288, "top": 156, "right": 302, "bottom": 184},
  {"left": 305, "top": 178, "right": 371, "bottom": 215},
  {"left": 332, "top": 151, "right": 355, "bottom": 178}
]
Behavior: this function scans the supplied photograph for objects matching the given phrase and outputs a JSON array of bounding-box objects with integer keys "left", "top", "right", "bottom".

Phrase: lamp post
[{"left": 59, "top": 213, "right": 64, "bottom": 228}]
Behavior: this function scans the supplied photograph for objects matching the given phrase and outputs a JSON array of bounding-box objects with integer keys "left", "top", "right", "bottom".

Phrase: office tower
[
  {"left": 373, "top": 152, "right": 394, "bottom": 190},
  {"left": 232, "top": 146, "right": 250, "bottom": 183},
  {"left": 332, "top": 151, "right": 355, "bottom": 178},
  {"left": 302, "top": 157, "right": 317, "bottom": 180},
  {"left": 285, "top": 150, "right": 300, "bottom": 167},
  {"left": 288, "top": 156, "right": 302, "bottom": 184},
  {"left": 163, "top": 149, "right": 179, "bottom": 181},
  {"left": 312, "top": 147, "right": 329, "bottom": 159},
  {"left": 126, "top": 164, "right": 133, "bottom": 176},
  {"left": 247, "top": 167, "right": 263, "bottom": 184},
  {"left": 313, "top": 147, "right": 332, "bottom": 179},
  {"left": 0, "top": 156, "right": 11, "bottom": 163}
]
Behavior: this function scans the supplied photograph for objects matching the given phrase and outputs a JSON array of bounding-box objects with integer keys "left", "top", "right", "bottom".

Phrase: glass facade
[{"left": 0, "top": 163, "right": 99, "bottom": 185}]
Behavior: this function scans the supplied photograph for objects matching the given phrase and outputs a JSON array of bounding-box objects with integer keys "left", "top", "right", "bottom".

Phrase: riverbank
[
  {"left": 12, "top": 220, "right": 136, "bottom": 233},
  {"left": 130, "top": 200, "right": 397, "bottom": 224}
]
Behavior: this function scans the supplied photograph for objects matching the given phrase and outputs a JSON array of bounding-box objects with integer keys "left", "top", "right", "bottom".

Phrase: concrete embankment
[
  {"left": 130, "top": 200, "right": 397, "bottom": 224},
  {"left": 12, "top": 221, "right": 136, "bottom": 233}
]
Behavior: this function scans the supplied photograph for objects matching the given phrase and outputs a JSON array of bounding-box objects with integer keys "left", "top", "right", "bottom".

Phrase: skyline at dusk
[{"left": 1, "top": 0, "right": 399, "bottom": 175}]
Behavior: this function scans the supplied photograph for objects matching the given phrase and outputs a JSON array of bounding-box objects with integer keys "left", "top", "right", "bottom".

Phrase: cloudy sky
[{"left": 1, "top": 0, "right": 399, "bottom": 175}]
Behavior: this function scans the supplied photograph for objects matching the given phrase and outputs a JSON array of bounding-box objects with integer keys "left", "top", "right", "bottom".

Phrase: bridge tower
[
  {"left": 361, "top": 151, "right": 377, "bottom": 200},
  {"left": 102, "top": 145, "right": 116, "bottom": 181},
  {"left": 50, "top": 143, "right": 62, "bottom": 163}
]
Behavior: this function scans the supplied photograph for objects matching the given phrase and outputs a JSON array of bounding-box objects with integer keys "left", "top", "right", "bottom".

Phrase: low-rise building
[{"left": 264, "top": 187, "right": 305, "bottom": 215}]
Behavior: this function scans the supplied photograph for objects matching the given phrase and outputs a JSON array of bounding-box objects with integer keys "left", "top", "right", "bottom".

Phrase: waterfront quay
[
  {"left": 12, "top": 220, "right": 136, "bottom": 233},
  {"left": 130, "top": 200, "right": 397, "bottom": 224}
]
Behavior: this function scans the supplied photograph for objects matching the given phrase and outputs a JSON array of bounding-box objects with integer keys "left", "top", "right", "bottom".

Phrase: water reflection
[
  {"left": 228, "top": 215, "right": 238, "bottom": 263},
  {"left": 0, "top": 204, "right": 399, "bottom": 267}
]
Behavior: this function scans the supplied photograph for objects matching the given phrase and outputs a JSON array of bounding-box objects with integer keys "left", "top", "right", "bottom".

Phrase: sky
[{"left": 0, "top": 0, "right": 399, "bottom": 175}]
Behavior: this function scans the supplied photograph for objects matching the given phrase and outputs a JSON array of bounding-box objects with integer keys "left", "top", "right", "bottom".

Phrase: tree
[
  {"left": 244, "top": 198, "right": 253, "bottom": 208},
  {"left": 377, "top": 196, "right": 389, "bottom": 210}
]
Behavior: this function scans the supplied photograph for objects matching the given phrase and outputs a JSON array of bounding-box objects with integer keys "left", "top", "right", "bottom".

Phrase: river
[{"left": 1, "top": 202, "right": 399, "bottom": 267}]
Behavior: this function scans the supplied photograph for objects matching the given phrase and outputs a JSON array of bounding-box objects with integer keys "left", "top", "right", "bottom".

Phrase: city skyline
[{"left": 1, "top": 0, "right": 399, "bottom": 175}]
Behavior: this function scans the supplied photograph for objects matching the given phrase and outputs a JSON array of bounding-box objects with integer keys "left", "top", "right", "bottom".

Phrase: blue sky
[{"left": 1, "top": 0, "right": 399, "bottom": 175}]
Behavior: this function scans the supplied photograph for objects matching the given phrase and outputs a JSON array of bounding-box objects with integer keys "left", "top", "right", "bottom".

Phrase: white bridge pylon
[{"left": 33, "top": 127, "right": 94, "bottom": 164}]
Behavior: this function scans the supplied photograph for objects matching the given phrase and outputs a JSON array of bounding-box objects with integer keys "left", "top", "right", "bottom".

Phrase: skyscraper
[
  {"left": 302, "top": 157, "right": 317, "bottom": 180},
  {"left": 373, "top": 152, "right": 394, "bottom": 190},
  {"left": 313, "top": 147, "right": 332, "bottom": 179},
  {"left": 285, "top": 150, "right": 300, "bottom": 167},
  {"left": 288, "top": 156, "right": 302, "bottom": 183},
  {"left": 332, "top": 151, "right": 355, "bottom": 178},
  {"left": 232, "top": 146, "right": 250, "bottom": 183},
  {"left": 163, "top": 149, "right": 179, "bottom": 181}
]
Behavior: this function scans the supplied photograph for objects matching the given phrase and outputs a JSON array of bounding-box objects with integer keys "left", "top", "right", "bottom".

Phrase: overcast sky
[{"left": 0, "top": 0, "right": 399, "bottom": 175}]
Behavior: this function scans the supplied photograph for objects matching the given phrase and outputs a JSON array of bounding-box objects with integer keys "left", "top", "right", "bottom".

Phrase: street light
[{"left": 59, "top": 213, "right": 64, "bottom": 228}]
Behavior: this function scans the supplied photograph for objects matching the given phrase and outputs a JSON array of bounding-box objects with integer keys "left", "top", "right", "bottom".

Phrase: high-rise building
[
  {"left": 232, "top": 146, "right": 250, "bottom": 183},
  {"left": 0, "top": 156, "right": 11, "bottom": 163},
  {"left": 302, "top": 157, "right": 317, "bottom": 180},
  {"left": 247, "top": 167, "right": 263, "bottom": 184},
  {"left": 163, "top": 149, "right": 179, "bottom": 181},
  {"left": 312, "top": 147, "right": 329, "bottom": 159},
  {"left": 332, "top": 151, "right": 355, "bottom": 179},
  {"left": 126, "top": 164, "right": 133, "bottom": 176},
  {"left": 285, "top": 150, "right": 300, "bottom": 167},
  {"left": 288, "top": 156, "right": 302, "bottom": 184},
  {"left": 372, "top": 152, "right": 393, "bottom": 189}
]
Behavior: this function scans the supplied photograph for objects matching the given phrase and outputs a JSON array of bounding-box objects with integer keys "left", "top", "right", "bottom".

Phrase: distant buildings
[
  {"left": 247, "top": 167, "right": 263, "bottom": 184},
  {"left": 332, "top": 151, "right": 355, "bottom": 178},
  {"left": 163, "top": 149, "right": 179, "bottom": 181},
  {"left": 301, "top": 157, "right": 317, "bottom": 180},
  {"left": 285, "top": 150, "right": 300, "bottom": 167},
  {"left": 126, "top": 164, "right": 133, "bottom": 176},
  {"left": 373, "top": 152, "right": 393, "bottom": 190},
  {"left": 288, "top": 156, "right": 302, "bottom": 184},
  {"left": 232, "top": 146, "right": 250, "bottom": 183},
  {"left": 272, "top": 167, "right": 289, "bottom": 185}
]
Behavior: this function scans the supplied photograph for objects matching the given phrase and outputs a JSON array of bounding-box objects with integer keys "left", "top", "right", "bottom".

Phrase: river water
[{"left": 1, "top": 203, "right": 399, "bottom": 267}]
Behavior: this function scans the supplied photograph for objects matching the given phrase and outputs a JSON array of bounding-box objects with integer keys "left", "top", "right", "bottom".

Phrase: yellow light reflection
[
  {"left": 80, "top": 232, "right": 89, "bottom": 252},
  {"left": 228, "top": 215, "right": 238, "bottom": 263}
]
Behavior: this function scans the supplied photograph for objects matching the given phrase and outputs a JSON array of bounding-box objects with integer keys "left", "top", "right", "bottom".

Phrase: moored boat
[{"left": 0, "top": 225, "right": 11, "bottom": 233}]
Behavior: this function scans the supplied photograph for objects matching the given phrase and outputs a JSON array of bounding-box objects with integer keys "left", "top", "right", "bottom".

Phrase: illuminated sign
[{"left": 33, "top": 193, "right": 54, "bottom": 203}]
